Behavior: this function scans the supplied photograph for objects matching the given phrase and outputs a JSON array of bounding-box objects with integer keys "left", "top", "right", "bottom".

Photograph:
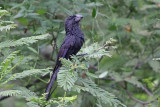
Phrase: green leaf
[
  {"left": 80, "top": 43, "right": 111, "bottom": 59},
  {"left": 27, "top": 47, "right": 38, "bottom": 54},
  {"left": 17, "top": 17, "right": 28, "bottom": 25},
  {"left": 58, "top": 95, "right": 77, "bottom": 102},
  {"left": 149, "top": 60, "right": 160, "bottom": 72},
  {"left": 11, "top": 69, "right": 50, "bottom": 80},
  {"left": 0, "top": 9, "right": 10, "bottom": 17},
  {"left": 57, "top": 69, "right": 78, "bottom": 91},
  {"left": 36, "top": 9, "right": 47, "bottom": 15},
  {"left": 0, "top": 33, "right": 50, "bottom": 49},
  {"left": 0, "top": 24, "right": 17, "bottom": 31},
  {"left": 124, "top": 76, "right": 143, "bottom": 88},
  {"left": 92, "top": 8, "right": 96, "bottom": 18},
  {"left": 72, "top": 85, "right": 89, "bottom": 93},
  {"left": 99, "top": 71, "right": 108, "bottom": 78},
  {"left": 16, "top": 87, "right": 37, "bottom": 100},
  {"left": 60, "top": 58, "right": 73, "bottom": 69},
  {"left": 80, "top": 78, "right": 126, "bottom": 107},
  {"left": 86, "top": 2, "right": 103, "bottom": 7},
  {"left": 0, "top": 51, "right": 22, "bottom": 83},
  {"left": 86, "top": 71, "right": 98, "bottom": 78},
  {"left": 0, "top": 90, "right": 21, "bottom": 96}
]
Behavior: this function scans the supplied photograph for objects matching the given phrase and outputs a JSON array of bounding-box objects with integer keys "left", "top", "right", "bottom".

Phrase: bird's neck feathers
[{"left": 65, "top": 23, "right": 83, "bottom": 38}]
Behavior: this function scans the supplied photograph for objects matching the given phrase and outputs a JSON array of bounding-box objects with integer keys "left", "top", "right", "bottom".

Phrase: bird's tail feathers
[{"left": 45, "top": 67, "right": 60, "bottom": 100}]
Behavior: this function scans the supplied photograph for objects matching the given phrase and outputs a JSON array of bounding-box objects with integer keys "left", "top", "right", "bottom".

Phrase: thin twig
[
  {"left": 89, "top": 66, "right": 156, "bottom": 106},
  {"left": 125, "top": 89, "right": 157, "bottom": 105},
  {"left": 110, "top": 75, "right": 157, "bottom": 105}
]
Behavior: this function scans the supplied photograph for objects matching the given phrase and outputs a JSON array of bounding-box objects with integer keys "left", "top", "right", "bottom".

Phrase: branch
[
  {"left": 125, "top": 89, "right": 157, "bottom": 105},
  {"left": 141, "top": 85, "right": 153, "bottom": 97},
  {"left": 89, "top": 66, "right": 156, "bottom": 105},
  {"left": 109, "top": 75, "right": 157, "bottom": 105}
]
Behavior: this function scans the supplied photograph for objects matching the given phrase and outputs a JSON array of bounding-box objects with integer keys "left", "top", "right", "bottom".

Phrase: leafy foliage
[
  {"left": 0, "top": 90, "right": 21, "bottom": 97},
  {"left": 0, "top": 33, "right": 50, "bottom": 49},
  {"left": 56, "top": 45, "right": 125, "bottom": 107},
  {"left": 0, "top": 7, "right": 52, "bottom": 107},
  {"left": 16, "top": 87, "right": 38, "bottom": 101},
  {"left": 81, "top": 78, "right": 125, "bottom": 107},
  {"left": 0, "top": 8, "right": 16, "bottom": 31},
  {"left": 0, "top": 0, "right": 160, "bottom": 107},
  {"left": 80, "top": 42, "right": 111, "bottom": 59},
  {"left": 0, "top": 51, "right": 23, "bottom": 85},
  {"left": 12, "top": 69, "right": 50, "bottom": 80},
  {"left": 57, "top": 69, "right": 78, "bottom": 91}
]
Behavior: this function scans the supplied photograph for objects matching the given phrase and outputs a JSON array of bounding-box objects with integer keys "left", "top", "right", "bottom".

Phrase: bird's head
[
  {"left": 65, "top": 14, "right": 83, "bottom": 32},
  {"left": 66, "top": 14, "right": 83, "bottom": 24}
]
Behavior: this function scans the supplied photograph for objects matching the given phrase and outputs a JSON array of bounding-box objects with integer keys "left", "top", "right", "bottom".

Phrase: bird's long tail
[{"left": 45, "top": 67, "right": 60, "bottom": 101}]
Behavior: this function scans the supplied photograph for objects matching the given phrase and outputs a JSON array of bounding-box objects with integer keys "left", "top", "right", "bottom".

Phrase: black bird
[{"left": 45, "top": 14, "right": 84, "bottom": 100}]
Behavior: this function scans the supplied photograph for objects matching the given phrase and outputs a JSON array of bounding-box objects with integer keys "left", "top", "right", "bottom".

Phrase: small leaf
[
  {"left": 86, "top": 72, "right": 98, "bottom": 78},
  {"left": 57, "top": 69, "right": 78, "bottom": 91},
  {"left": 99, "top": 71, "right": 108, "bottom": 78},
  {"left": 92, "top": 8, "right": 96, "bottom": 18},
  {"left": 72, "top": 85, "right": 89, "bottom": 93},
  {"left": 58, "top": 95, "right": 77, "bottom": 101},
  {"left": 87, "top": 2, "right": 103, "bottom": 7},
  {"left": 17, "top": 18, "right": 28, "bottom": 25},
  {"left": 61, "top": 6, "right": 73, "bottom": 15},
  {"left": 36, "top": 9, "right": 47, "bottom": 15},
  {"left": 0, "top": 90, "right": 21, "bottom": 96},
  {"left": 27, "top": 47, "right": 38, "bottom": 54},
  {"left": 149, "top": 60, "right": 160, "bottom": 72}
]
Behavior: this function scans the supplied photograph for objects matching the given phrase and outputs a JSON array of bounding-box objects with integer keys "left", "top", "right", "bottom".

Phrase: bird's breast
[{"left": 74, "top": 36, "right": 84, "bottom": 49}]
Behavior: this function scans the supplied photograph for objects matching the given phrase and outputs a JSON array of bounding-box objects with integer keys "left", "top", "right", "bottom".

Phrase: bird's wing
[
  {"left": 52, "top": 36, "right": 76, "bottom": 71},
  {"left": 56, "top": 36, "right": 76, "bottom": 62},
  {"left": 45, "top": 36, "right": 76, "bottom": 100}
]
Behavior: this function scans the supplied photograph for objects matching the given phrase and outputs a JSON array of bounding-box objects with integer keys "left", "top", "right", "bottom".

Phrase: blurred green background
[{"left": 0, "top": 0, "right": 160, "bottom": 107}]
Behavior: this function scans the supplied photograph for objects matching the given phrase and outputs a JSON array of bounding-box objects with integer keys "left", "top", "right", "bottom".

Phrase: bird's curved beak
[
  {"left": 75, "top": 14, "right": 83, "bottom": 22},
  {"left": 76, "top": 14, "right": 83, "bottom": 19}
]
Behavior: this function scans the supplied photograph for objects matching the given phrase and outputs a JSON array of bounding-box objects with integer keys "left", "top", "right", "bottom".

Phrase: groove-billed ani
[{"left": 45, "top": 14, "right": 84, "bottom": 100}]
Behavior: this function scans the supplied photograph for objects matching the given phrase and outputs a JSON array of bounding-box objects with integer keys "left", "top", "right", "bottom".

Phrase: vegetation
[{"left": 0, "top": 0, "right": 160, "bottom": 107}]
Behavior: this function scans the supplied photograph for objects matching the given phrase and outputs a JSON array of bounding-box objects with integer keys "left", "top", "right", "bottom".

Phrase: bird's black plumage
[{"left": 45, "top": 14, "right": 84, "bottom": 100}]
